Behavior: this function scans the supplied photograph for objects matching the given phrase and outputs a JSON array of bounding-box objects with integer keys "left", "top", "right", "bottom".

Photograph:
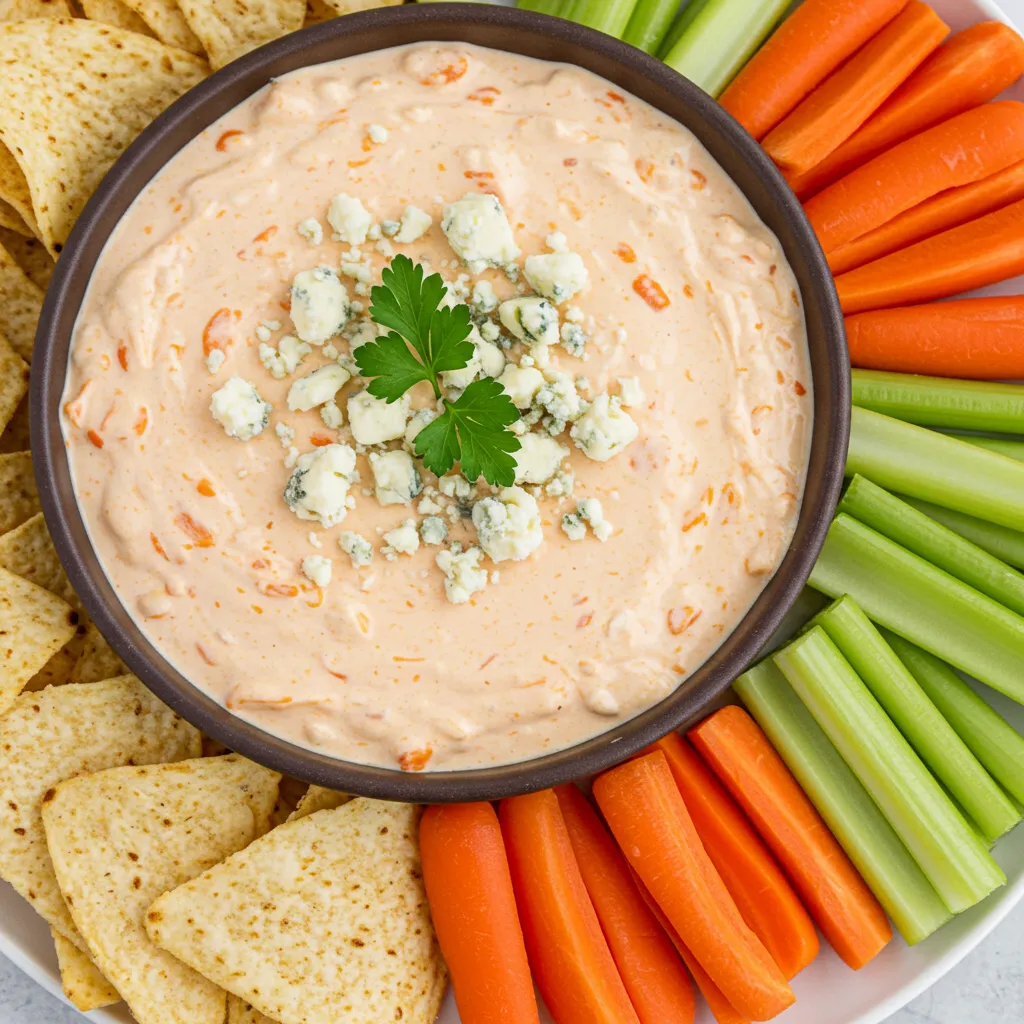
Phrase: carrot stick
[
  {"left": 788, "top": 22, "right": 1024, "bottom": 199},
  {"left": 654, "top": 733, "right": 819, "bottom": 980},
  {"left": 593, "top": 752, "right": 795, "bottom": 1021},
  {"left": 420, "top": 803, "right": 540, "bottom": 1024},
  {"left": 763, "top": 2, "right": 948, "bottom": 175},
  {"left": 807, "top": 102, "right": 1024, "bottom": 254},
  {"left": 499, "top": 790, "right": 640, "bottom": 1024},
  {"left": 719, "top": 0, "right": 909, "bottom": 141},
  {"left": 835, "top": 197, "right": 1024, "bottom": 314},
  {"left": 630, "top": 867, "right": 750, "bottom": 1024},
  {"left": 689, "top": 707, "right": 893, "bottom": 971},
  {"left": 827, "top": 159, "right": 1024, "bottom": 275},
  {"left": 845, "top": 297, "right": 1024, "bottom": 379},
  {"left": 554, "top": 785, "right": 696, "bottom": 1024}
]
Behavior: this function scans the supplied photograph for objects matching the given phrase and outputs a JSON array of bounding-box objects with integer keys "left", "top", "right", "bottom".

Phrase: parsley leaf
[
  {"left": 368, "top": 254, "right": 444, "bottom": 354},
  {"left": 356, "top": 332, "right": 434, "bottom": 402},
  {"left": 415, "top": 379, "right": 521, "bottom": 485}
]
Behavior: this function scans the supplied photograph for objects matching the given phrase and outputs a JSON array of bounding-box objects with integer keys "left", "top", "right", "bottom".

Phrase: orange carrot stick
[
  {"left": 835, "top": 197, "right": 1024, "bottom": 314},
  {"left": 845, "top": 297, "right": 1024, "bottom": 379},
  {"left": 788, "top": 22, "right": 1024, "bottom": 199},
  {"left": 690, "top": 707, "right": 892, "bottom": 971},
  {"left": 630, "top": 867, "right": 750, "bottom": 1024},
  {"left": 654, "top": 733, "right": 819, "bottom": 980},
  {"left": 593, "top": 752, "right": 795, "bottom": 1021},
  {"left": 555, "top": 785, "right": 696, "bottom": 1024},
  {"left": 827, "top": 159, "right": 1024, "bottom": 275},
  {"left": 500, "top": 790, "right": 640, "bottom": 1024},
  {"left": 807, "top": 102, "right": 1024, "bottom": 253},
  {"left": 720, "top": 0, "right": 909, "bottom": 141},
  {"left": 763, "top": 1, "right": 948, "bottom": 175},
  {"left": 419, "top": 803, "right": 540, "bottom": 1024}
]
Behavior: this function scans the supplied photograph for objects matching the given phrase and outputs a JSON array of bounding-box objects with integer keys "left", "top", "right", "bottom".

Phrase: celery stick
[
  {"left": 839, "top": 475, "right": 1024, "bottom": 618},
  {"left": 572, "top": 0, "right": 640, "bottom": 36},
  {"left": 517, "top": 0, "right": 568, "bottom": 12},
  {"left": 662, "top": 0, "right": 790, "bottom": 97},
  {"left": 659, "top": 0, "right": 707, "bottom": 59},
  {"left": 734, "top": 661, "right": 951, "bottom": 944},
  {"left": 810, "top": 514, "right": 1024, "bottom": 705},
  {"left": 623, "top": 0, "right": 680, "bottom": 53},
  {"left": 883, "top": 631, "right": 1024, "bottom": 807},
  {"left": 848, "top": 407, "right": 1024, "bottom": 532},
  {"left": 852, "top": 370, "right": 1024, "bottom": 434},
  {"left": 811, "top": 597, "right": 1020, "bottom": 843},
  {"left": 774, "top": 628, "right": 1005, "bottom": 914},
  {"left": 955, "top": 435, "right": 1024, "bottom": 463},
  {"left": 761, "top": 587, "right": 829, "bottom": 655},
  {"left": 900, "top": 496, "right": 1024, "bottom": 572}
]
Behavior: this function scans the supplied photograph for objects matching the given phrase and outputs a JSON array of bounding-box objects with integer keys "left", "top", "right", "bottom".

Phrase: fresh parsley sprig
[{"left": 355, "top": 254, "right": 521, "bottom": 486}]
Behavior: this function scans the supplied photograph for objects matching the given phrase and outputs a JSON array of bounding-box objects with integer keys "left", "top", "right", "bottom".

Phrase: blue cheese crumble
[
  {"left": 394, "top": 204, "right": 433, "bottom": 244},
  {"left": 290, "top": 267, "right": 349, "bottom": 344},
  {"left": 259, "top": 335, "right": 312, "bottom": 379},
  {"left": 339, "top": 531, "right": 374, "bottom": 568},
  {"left": 297, "top": 217, "right": 323, "bottom": 245},
  {"left": 420, "top": 516, "right": 448, "bottom": 545},
  {"left": 570, "top": 393, "right": 638, "bottom": 461},
  {"left": 210, "top": 377, "right": 271, "bottom": 441},
  {"left": 513, "top": 433, "right": 568, "bottom": 485},
  {"left": 498, "top": 297, "right": 559, "bottom": 348},
  {"left": 497, "top": 363, "right": 544, "bottom": 409},
  {"left": 283, "top": 443, "right": 358, "bottom": 528},
  {"left": 441, "top": 193, "right": 521, "bottom": 273},
  {"left": 301, "top": 555, "right": 332, "bottom": 587},
  {"left": 523, "top": 252, "right": 589, "bottom": 304},
  {"left": 382, "top": 520, "right": 420, "bottom": 560},
  {"left": 327, "top": 193, "right": 372, "bottom": 245},
  {"left": 472, "top": 486, "right": 543, "bottom": 563},
  {"left": 369, "top": 450, "right": 422, "bottom": 506},
  {"left": 436, "top": 543, "right": 489, "bottom": 604},
  {"left": 347, "top": 390, "right": 411, "bottom": 445},
  {"left": 286, "top": 364, "right": 351, "bottom": 412}
]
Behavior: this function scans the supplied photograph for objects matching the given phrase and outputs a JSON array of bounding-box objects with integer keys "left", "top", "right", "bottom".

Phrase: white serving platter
[{"left": 3, "top": 0, "right": 1023, "bottom": 1021}]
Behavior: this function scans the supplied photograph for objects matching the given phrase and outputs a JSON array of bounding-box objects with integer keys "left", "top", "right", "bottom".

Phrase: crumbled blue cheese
[
  {"left": 534, "top": 373, "right": 587, "bottom": 434},
  {"left": 471, "top": 279, "right": 499, "bottom": 313},
  {"left": 367, "top": 123, "right": 390, "bottom": 144},
  {"left": 559, "top": 322, "right": 588, "bottom": 358},
  {"left": 479, "top": 320, "right": 502, "bottom": 344},
  {"left": 524, "top": 252, "right": 589, "bottom": 304},
  {"left": 347, "top": 391, "right": 411, "bottom": 445},
  {"left": 346, "top": 319, "right": 379, "bottom": 351},
  {"left": 286, "top": 364, "right": 351, "bottom": 412},
  {"left": 301, "top": 555, "right": 332, "bottom": 587},
  {"left": 404, "top": 407, "right": 437, "bottom": 445},
  {"left": 439, "top": 473, "right": 472, "bottom": 500},
  {"left": 441, "top": 193, "right": 521, "bottom": 273},
  {"left": 440, "top": 328, "right": 506, "bottom": 391},
  {"left": 436, "top": 544, "right": 489, "bottom": 604},
  {"left": 472, "top": 486, "right": 544, "bottom": 563},
  {"left": 320, "top": 400, "right": 344, "bottom": 430},
  {"left": 561, "top": 512, "right": 586, "bottom": 541},
  {"left": 205, "top": 349, "right": 226, "bottom": 375},
  {"left": 339, "top": 531, "right": 374, "bottom": 568},
  {"left": 259, "top": 335, "right": 312, "bottom": 379},
  {"left": 340, "top": 258, "right": 372, "bottom": 285},
  {"left": 545, "top": 231, "right": 568, "bottom": 252},
  {"left": 327, "top": 193, "right": 372, "bottom": 245},
  {"left": 394, "top": 204, "right": 433, "bottom": 244},
  {"left": 290, "top": 267, "right": 349, "bottom": 345},
  {"left": 418, "top": 492, "right": 443, "bottom": 515},
  {"left": 283, "top": 443, "right": 358, "bottom": 528},
  {"left": 498, "top": 297, "right": 559, "bottom": 349},
  {"left": 497, "top": 363, "right": 544, "bottom": 408},
  {"left": 380, "top": 219, "right": 400, "bottom": 238},
  {"left": 297, "top": 217, "right": 323, "bottom": 245},
  {"left": 570, "top": 393, "right": 638, "bottom": 461},
  {"left": 618, "top": 376, "right": 645, "bottom": 407},
  {"left": 579, "top": 497, "right": 613, "bottom": 541},
  {"left": 382, "top": 519, "right": 420, "bottom": 560},
  {"left": 369, "top": 450, "right": 422, "bottom": 506},
  {"left": 420, "top": 516, "right": 448, "bottom": 545},
  {"left": 513, "top": 433, "right": 568, "bottom": 485},
  {"left": 210, "top": 377, "right": 271, "bottom": 440}
]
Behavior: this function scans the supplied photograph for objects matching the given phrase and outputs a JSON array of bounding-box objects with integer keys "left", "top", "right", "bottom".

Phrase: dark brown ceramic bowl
[{"left": 32, "top": 2, "right": 849, "bottom": 802}]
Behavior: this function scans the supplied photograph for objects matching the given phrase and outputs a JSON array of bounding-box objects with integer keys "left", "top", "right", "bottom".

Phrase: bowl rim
[{"left": 31, "top": 1, "right": 850, "bottom": 802}]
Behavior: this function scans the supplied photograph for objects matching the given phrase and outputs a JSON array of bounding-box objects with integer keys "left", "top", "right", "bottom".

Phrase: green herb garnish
[{"left": 355, "top": 254, "right": 521, "bottom": 486}]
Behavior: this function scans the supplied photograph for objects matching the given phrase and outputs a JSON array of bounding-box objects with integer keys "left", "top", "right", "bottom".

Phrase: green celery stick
[
  {"left": 761, "top": 587, "right": 829, "bottom": 655},
  {"left": 853, "top": 370, "right": 1024, "bottom": 434},
  {"left": 774, "top": 628, "right": 1005, "bottom": 914},
  {"left": 662, "top": 0, "right": 791, "bottom": 97},
  {"left": 900, "top": 495, "right": 1024, "bottom": 572},
  {"left": 809, "top": 514, "right": 1024, "bottom": 706},
  {"left": 839, "top": 475, "right": 1024, "bottom": 618},
  {"left": 572, "top": 0, "right": 640, "bottom": 36},
  {"left": 517, "top": 0, "right": 570, "bottom": 12},
  {"left": 883, "top": 631, "right": 1024, "bottom": 807},
  {"left": 810, "top": 596, "right": 1019, "bottom": 843},
  {"left": 847, "top": 406, "right": 1024, "bottom": 532},
  {"left": 955, "top": 435, "right": 1024, "bottom": 463},
  {"left": 734, "top": 661, "right": 951, "bottom": 944},
  {"left": 623, "top": 0, "right": 680, "bottom": 52},
  {"left": 659, "top": 0, "right": 708, "bottom": 59}
]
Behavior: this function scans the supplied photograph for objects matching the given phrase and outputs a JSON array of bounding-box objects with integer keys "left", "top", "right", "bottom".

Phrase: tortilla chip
[
  {"left": 0, "top": 451, "right": 39, "bottom": 532},
  {"left": 0, "top": 399, "right": 29, "bottom": 453},
  {"left": 178, "top": 0, "right": 304, "bottom": 70},
  {"left": 52, "top": 927, "right": 120, "bottom": 1012},
  {"left": 288, "top": 784, "right": 349, "bottom": 821},
  {"left": 147, "top": 799, "right": 447, "bottom": 1024},
  {"left": 228, "top": 998, "right": 275, "bottom": 1024},
  {"left": 0, "top": 143, "right": 40, "bottom": 243},
  {"left": 24, "top": 628, "right": 86, "bottom": 690},
  {"left": 318, "top": 0, "right": 400, "bottom": 12},
  {"left": 70, "top": 622, "right": 128, "bottom": 683},
  {"left": 0, "top": 331, "right": 29, "bottom": 437},
  {"left": 0, "top": 675, "right": 201, "bottom": 950},
  {"left": 120, "top": 0, "right": 202, "bottom": 53},
  {"left": 0, "top": 0, "right": 71, "bottom": 19},
  {"left": 0, "top": 229, "right": 54, "bottom": 291},
  {"left": 81, "top": 0, "right": 155, "bottom": 35},
  {"left": 0, "top": 566, "right": 77, "bottom": 714},
  {"left": 0, "top": 20, "right": 208, "bottom": 258},
  {"left": 0, "top": 512, "right": 79, "bottom": 611},
  {"left": 0, "top": 239, "right": 44, "bottom": 361},
  {"left": 0, "top": 200, "right": 30, "bottom": 237},
  {"left": 43, "top": 755, "right": 280, "bottom": 1024},
  {"left": 303, "top": 0, "right": 333, "bottom": 26}
]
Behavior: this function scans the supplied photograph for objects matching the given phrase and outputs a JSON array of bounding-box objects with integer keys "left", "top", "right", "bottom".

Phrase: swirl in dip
[{"left": 62, "top": 43, "right": 812, "bottom": 773}]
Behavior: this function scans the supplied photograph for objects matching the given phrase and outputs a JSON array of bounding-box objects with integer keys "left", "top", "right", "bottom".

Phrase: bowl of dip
[{"left": 32, "top": 2, "right": 849, "bottom": 802}]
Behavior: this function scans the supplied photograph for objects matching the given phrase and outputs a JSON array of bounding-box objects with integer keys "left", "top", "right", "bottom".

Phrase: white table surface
[{"left": 3, "top": 0, "right": 1024, "bottom": 1021}]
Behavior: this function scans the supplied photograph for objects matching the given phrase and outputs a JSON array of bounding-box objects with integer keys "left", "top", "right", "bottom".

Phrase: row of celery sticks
[
  {"left": 739, "top": 367, "right": 1024, "bottom": 944},
  {"left": 516, "top": 0, "right": 792, "bottom": 96}
]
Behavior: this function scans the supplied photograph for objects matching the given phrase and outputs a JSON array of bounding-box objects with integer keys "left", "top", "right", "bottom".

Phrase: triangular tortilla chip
[
  {"left": 0, "top": 199, "right": 30, "bottom": 237},
  {"left": 303, "top": 0, "right": 334, "bottom": 27},
  {"left": 0, "top": 229, "right": 54, "bottom": 291},
  {"left": 0, "top": 451, "right": 39, "bottom": 532},
  {"left": 81, "top": 0, "right": 155, "bottom": 36},
  {"left": 0, "top": 331, "right": 28, "bottom": 436},
  {"left": 228, "top": 997, "right": 275, "bottom": 1024},
  {"left": 318, "top": 0, "right": 400, "bottom": 12},
  {"left": 147, "top": 799, "right": 447, "bottom": 1024},
  {"left": 0, "top": 20, "right": 208, "bottom": 258},
  {"left": 0, "top": 143, "right": 41, "bottom": 242},
  {"left": 178, "top": 0, "right": 304, "bottom": 70},
  {"left": 0, "top": 566, "right": 78, "bottom": 714},
  {"left": 0, "top": 512, "right": 79, "bottom": 611},
  {"left": 24, "top": 628, "right": 87, "bottom": 691},
  {"left": 120, "top": 0, "right": 202, "bottom": 53},
  {"left": 43, "top": 755, "right": 280, "bottom": 1024},
  {"left": 69, "top": 621, "right": 128, "bottom": 683},
  {"left": 0, "top": 0, "right": 71, "bottom": 19},
  {"left": 0, "top": 675, "right": 201, "bottom": 949},
  {"left": 288, "top": 784, "right": 349, "bottom": 821},
  {"left": 0, "top": 238, "right": 44, "bottom": 361},
  {"left": 51, "top": 927, "right": 120, "bottom": 1012}
]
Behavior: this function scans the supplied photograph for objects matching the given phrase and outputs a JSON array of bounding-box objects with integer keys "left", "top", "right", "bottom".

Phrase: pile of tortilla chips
[{"left": 0, "top": 2, "right": 449, "bottom": 1021}]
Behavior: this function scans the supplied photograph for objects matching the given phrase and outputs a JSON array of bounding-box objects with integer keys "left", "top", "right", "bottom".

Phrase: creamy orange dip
[{"left": 62, "top": 43, "right": 811, "bottom": 772}]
